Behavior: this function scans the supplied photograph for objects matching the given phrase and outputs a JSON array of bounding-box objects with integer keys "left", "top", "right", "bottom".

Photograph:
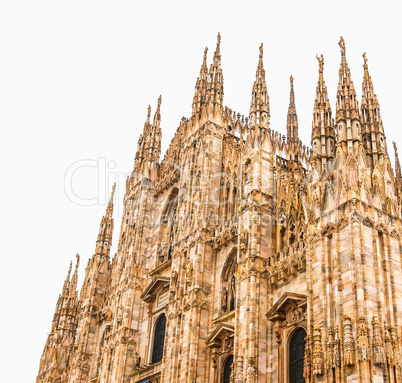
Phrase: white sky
[{"left": 1, "top": 1, "right": 401, "bottom": 381}]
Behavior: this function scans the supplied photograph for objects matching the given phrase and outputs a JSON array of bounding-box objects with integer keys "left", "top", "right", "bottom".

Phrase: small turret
[
  {"left": 394, "top": 141, "right": 402, "bottom": 190},
  {"left": 95, "top": 183, "right": 115, "bottom": 257},
  {"left": 249, "top": 43, "right": 270, "bottom": 129},
  {"left": 192, "top": 47, "right": 209, "bottom": 118},
  {"left": 361, "top": 53, "right": 387, "bottom": 168},
  {"left": 206, "top": 33, "right": 224, "bottom": 124},
  {"left": 133, "top": 97, "right": 162, "bottom": 181},
  {"left": 336, "top": 37, "right": 362, "bottom": 155},
  {"left": 311, "top": 54, "right": 335, "bottom": 169},
  {"left": 37, "top": 257, "right": 80, "bottom": 382},
  {"left": 287, "top": 75, "right": 298, "bottom": 142}
]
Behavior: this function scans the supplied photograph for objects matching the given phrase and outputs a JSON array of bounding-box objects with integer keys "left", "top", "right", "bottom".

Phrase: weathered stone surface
[{"left": 36, "top": 36, "right": 402, "bottom": 383}]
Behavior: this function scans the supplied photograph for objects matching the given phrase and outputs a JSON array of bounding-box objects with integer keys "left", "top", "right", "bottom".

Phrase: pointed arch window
[
  {"left": 151, "top": 314, "right": 166, "bottom": 364},
  {"left": 167, "top": 206, "right": 177, "bottom": 260},
  {"left": 222, "top": 354, "right": 233, "bottom": 383},
  {"left": 159, "top": 188, "right": 179, "bottom": 264},
  {"left": 222, "top": 251, "right": 237, "bottom": 314},
  {"left": 289, "top": 328, "right": 306, "bottom": 383},
  {"left": 229, "top": 264, "right": 236, "bottom": 312}
]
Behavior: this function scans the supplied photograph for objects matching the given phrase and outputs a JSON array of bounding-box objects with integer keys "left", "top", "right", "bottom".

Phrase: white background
[{"left": 0, "top": 1, "right": 401, "bottom": 381}]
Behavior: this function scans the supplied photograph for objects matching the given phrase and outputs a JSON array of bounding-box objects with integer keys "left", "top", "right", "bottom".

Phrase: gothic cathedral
[{"left": 36, "top": 35, "right": 402, "bottom": 383}]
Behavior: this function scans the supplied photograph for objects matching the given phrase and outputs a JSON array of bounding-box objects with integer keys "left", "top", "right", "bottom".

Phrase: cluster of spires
[
  {"left": 136, "top": 33, "right": 394, "bottom": 178},
  {"left": 59, "top": 34, "right": 401, "bottom": 295}
]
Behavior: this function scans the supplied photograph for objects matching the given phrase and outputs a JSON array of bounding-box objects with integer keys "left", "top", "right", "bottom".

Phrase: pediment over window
[
  {"left": 140, "top": 275, "right": 170, "bottom": 304},
  {"left": 266, "top": 292, "right": 307, "bottom": 323},
  {"left": 205, "top": 323, "right": 234, "bottom": 349}
]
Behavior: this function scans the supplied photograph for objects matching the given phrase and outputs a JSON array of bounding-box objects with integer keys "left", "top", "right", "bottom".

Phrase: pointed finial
[
  {"left": 339, "top": 36, "right": 346, "bottom": 56},
  {"left": 158, "top": 95, "right": 162, "bottom": 107},
  {"left": 259, "top": 43, "right": 263, "bottom": 59},
  {"left": 217, "top": 32, "right": 221, "bottom": 47},
  {"left": 146, "top": 105, "right": 151, "bottom": 124},
  {"left": 362, "top": 52, "right": 370, "bottom": 79},
  {"left": 394, "top": 141, "right": 402, "bottom": 182},
  {"left": 68, "top": 261, "right": 72, "bottom": 277},
  {"left": 290, "top": 75, "right": 294, "bottom": 88},
  {"left": 316, "top": 54, "right": 324, "bottom": 74},
  {"left": 106, "top": 182, "right": 116, "bottom": 219},
  {"left": 111, "top": 182, "right": 116, "bottom": 199}
]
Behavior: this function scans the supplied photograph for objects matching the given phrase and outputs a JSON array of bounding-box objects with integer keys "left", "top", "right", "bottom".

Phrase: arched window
[
  {"left": 221, "top": 250, "right": 237, "bottom": 314},
  {"left": 222, "top": 354, "right": 233, "bottom": 383},
  {"left": 289, "top": 328, "right": 306, "bottom": 383},
  {"left": 151, "top": 314, "right": 166, "bottom": 364},
  {"left": 229, "top": 264, "right": 236, "bottom": 312},
  {"left": 159, "top": 188, "right": 179, "bottom": 264},
  {"left": 167, "top": 206, "right": 177, "bottom": 260}
]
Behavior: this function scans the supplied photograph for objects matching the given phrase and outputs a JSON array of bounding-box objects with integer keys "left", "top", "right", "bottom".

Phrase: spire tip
[
  {"left": 316, "top": 54, "right": 324, "bottom": 74},
  {"left": 339, "top": 36, "right": 346, "bottom": 56}
]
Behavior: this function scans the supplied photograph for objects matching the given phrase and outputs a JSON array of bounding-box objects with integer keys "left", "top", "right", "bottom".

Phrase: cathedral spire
[
  {"left": 287, "top": 75, "right": 298, "bottom": 141},
  {"left": 361, "top": 52, "right": 387, "bottom": 168},
  {"left": 95, "top": 184, "right": 115, "bottom": 257},
  {"left": 192, "top": 47, "right": 208, "bottom": 117},
  {"left": 393, "top": 141, "right": 402, "bottom": 189},
  {"left": 106, "top": 183, "right": 115, "bottom": 220},
  {"left": 134, "top": 97, "right": 162, "bottom": 179},
  {"left": 153, "top": 95, "right": 162, "bottom": 128},
  {"left": 249, "top": 43, "right": 270, "bottom": 129},
  {"left": 62, "top": 260, "right": 72, "bottom": 294},
  {"left": 336, "top": 37, "right": 362, "bottom": 156},
  {"left": 311, "top": 54, "right": 335, "bottom": 169},
  {"left": 69, "top": 254, "right": 80, "bottom": 296},
  {"left": 206, "top": 33, "right": 224, "bottom": 122}
]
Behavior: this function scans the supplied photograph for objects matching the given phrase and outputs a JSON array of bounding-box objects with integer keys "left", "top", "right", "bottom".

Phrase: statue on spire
[
  {"left": 259, "top": 43, "right": 263, "bottom": 59},
  {"left": 339, "top": 36, "right": 346, "bottom": 55},
  {"left": 363, "top": 52, "right": 368, "bottom": 66},
  {"left": 316, "top": 54, "right": 324, "bottom": 74}
]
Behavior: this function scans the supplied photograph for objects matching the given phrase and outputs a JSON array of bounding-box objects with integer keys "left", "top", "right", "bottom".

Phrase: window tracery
[{"left": 151, "top": 314, "right": 166, "bottom": 364}]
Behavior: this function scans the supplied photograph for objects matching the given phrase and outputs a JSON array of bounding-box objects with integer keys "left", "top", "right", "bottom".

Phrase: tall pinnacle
[
  {"left": 70, "top": 254, "right": 80, "bottom": 294},
  {"left": 134, "top": 97, "right": 162, "bottom": 178},
  {"left": 95, "top": 184, "right": 115, "bottom": 257},
  {"left": 361, "top": 53, "right": 387, "bottom": 168},
  {"left": 206, "top": 33, "right": 224, "bottom": 121},
  {"left": 336, "top": 36, "right": 361, "bottom": 155},
  {"left": 62, "top": 260, "right": 73, "bottom": 294},
  {"left": 250, "top": 43, "right": 270, "bottom": 129},
  {"left": 287, "top": 75, "right": 298, "bottom": 141},
  {"left": 106, "top": 183, "right": 116, "bottom": 220},
  {"left": 192, "top": 47, "right": 209, "bottom": 117},
  {"left": 311, "top": 54, "right": 335, "bottom": 169},
  {"left": 394, "top": 142, "right": 402, "bottom": 189}
]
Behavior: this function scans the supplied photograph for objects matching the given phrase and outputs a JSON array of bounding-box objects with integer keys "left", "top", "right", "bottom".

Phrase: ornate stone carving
[
  {"left": 385, "top": 325, "right": 394, "bottom": 366},
  {"left": 390, "top": 325, "right": 401, "bottom": 366},
  {"left": 234, "top": 356, "right": 243, "bottom": 383},
  {"left": 357, "top": 315, "right": 370, "bottom": 362},
  {"left": 334, "top": 326, "right": 341, "bottom": 367},
  {"left": 303, "top": 335, "right": 312, "bottom": 382},
  {"left": 246, "top": 358, "right": 256, "bottom": 383},
  {"left": 372, "top": 316, "right": 385, "bottom": 365},
  {"left": 344, "top": 316, "right": 355, "bottom": 366},
  {"left": 327, "top": 327, "right": 335, "bottom": 368},
  {"left": 286, "top": 303, "right": 306, "bottom": 325},
  {"left": 312, "top": 328, "right": 323, "bottom": 375}
]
